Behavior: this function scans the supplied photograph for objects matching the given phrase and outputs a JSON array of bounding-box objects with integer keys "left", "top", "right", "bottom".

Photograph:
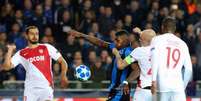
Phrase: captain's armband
[{"left": 124, "top": 55, "right": 133, "bottom": 65}]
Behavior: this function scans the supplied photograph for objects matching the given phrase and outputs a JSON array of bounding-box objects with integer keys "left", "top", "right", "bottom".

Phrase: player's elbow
[{"left": 58, "top": 57, "right": 68, "bottom": 68}]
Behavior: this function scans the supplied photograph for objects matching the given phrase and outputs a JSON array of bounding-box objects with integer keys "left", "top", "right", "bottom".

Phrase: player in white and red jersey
[
  {"left": 3, "top": 26, "right": 68, "bottom": 101},
  {"left": 112, "top": 29, "right": 156, "bottom": 101},
  {"left": 151, "top": 17, "right": 192, "bottom": 101}
]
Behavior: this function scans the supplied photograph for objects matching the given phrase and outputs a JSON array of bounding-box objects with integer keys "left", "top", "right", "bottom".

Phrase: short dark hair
[
  {"left": 25, "top": 26, "right": 38, "bottom": 34},
  {"left": 162, "top": 17, "right": 176, "bottom": 33},
  {"left": 115, "top": 30, "right": 129, "bottom": 36}
]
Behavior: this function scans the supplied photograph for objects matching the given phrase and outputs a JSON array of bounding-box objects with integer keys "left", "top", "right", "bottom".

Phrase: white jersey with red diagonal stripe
[{"left": 11, "top": 43, "right": 61, "bottom": 89}]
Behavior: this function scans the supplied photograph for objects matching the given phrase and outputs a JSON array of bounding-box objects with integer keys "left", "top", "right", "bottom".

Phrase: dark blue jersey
[{"left": 108, "top": 46, "right": 133, "bottom": 91}]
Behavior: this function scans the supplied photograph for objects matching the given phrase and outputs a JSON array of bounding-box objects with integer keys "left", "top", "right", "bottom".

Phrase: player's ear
[{"left": 24, "top": 32, "right": 28, "bottom": 39}]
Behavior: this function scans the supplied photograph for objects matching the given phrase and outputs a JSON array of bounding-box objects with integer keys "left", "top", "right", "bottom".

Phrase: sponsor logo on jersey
[{"left": 28, "top": 55, "right": 45, "bottom": 63}]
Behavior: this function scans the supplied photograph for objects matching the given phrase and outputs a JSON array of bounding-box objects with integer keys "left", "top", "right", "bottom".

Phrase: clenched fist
[
  {"left": 7, "top": 44, "right": 16, "bottom": 51},
  {"left": 133, "top": 27, "right": 142, "bottom": 34}
]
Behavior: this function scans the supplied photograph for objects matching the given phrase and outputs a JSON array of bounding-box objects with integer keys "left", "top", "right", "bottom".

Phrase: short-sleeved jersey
[
  {"left": 151, "top": 33, "right": 192, "bottom": 92},
  {"left": 125, "top": 46, "right": 152, "bottom": 88},
  {"left": 11, "top": 44, "right": 61, "bottom": 89}
]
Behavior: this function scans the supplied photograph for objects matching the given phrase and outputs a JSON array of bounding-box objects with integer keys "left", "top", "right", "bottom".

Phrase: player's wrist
[
  {"left": 61, "top": 74, "right": 67, "bottom": 78},
  {"left": 108, "top": 43, "right": 116, "bottom": 50}
]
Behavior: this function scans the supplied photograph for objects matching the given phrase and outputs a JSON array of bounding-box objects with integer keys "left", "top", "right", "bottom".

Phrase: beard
[{"left": 29, "top": 40, "right": 38, "bottom": 44}]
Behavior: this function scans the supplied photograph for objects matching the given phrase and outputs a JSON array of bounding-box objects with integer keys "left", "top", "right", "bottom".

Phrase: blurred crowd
[{"left": 0, "top": 0, "right": 201, "bottom": 92}]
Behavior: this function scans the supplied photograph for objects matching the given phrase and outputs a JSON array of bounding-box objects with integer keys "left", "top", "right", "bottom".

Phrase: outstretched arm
[{"left": 69, "top": 30, "right": 111, "bottom": 48}]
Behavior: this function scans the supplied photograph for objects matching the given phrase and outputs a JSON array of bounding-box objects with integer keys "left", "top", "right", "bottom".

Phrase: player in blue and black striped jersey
[{"left": 69, "top": 30, "right": 140, "bottom": 101}]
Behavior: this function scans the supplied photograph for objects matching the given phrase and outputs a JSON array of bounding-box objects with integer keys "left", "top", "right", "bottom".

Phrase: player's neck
[
  {"left": 163, "top": 30, "right": 173, "bottom": 34},
  {"left": 28, "top": 43, "right": 39, "bottom": 48}
]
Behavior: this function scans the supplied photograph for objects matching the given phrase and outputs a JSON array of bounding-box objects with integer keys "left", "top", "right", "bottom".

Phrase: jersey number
[
  {"left": 166, "top": 47, "right": 181, "bottom": 68},
  {"left": 147, "top": 68, "right": 152, "bottom": 75}
]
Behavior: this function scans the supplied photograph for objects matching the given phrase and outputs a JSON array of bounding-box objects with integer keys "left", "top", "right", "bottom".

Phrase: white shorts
[
  {"left": 133, "top": 87, "right": 152, "bottom": 101},
  {"left": 23, "top": 87, "right": 53, "bottom": 101},
  {"left": 157, "top": 91, "right": 186, "bottom": 101}
]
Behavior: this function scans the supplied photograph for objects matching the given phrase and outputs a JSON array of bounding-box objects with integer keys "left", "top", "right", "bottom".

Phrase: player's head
[
  {"left": 114, "top": 30, "right": 129, "bottom": 49},
  {"left": 161, "top": 17, "right": 176, "bottom": 34},
  {"left": 25, "top": 26, "right": 39, "bottom": 45},
  {"left": 140, "top": 29, "right": 156, "bottom": 46}
]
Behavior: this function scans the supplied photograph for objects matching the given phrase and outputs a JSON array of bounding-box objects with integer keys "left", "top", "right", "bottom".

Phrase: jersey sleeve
[
  {"left": 150, "top": 37, "right": 159, "bottom": 81},
  {"left": 11, "top": 51, "right": 21, "bottom": 67},
  {"left": 124, "top": 48, "right": 141, "bottom": 65},
  {"left": 183, "top": 44, "right": 193, "bottom": 88},
  {"left": 45, "top": 44, "right": 62, "bottom": 61}
]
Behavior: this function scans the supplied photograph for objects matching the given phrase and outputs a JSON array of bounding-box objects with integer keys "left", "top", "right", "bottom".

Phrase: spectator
[
  {"left": 23, "top": 0, "right": 33, "bottom": 25},
  {"left": 8, "top": 22, "right": 21, "bottom": 43},
  {"left": 90, "top": 57, "right": 106, "bottom": 88},
  {"left": 105, "top": 56, "right": 113, "bottom": 80},
  {"left": 70, "top": 51, "right": 84, "bottom": 69},
  {"left": 89, "top": 22, "right": 102, "bottom": 39},
  {"left": 78, "top": 0, "right": 93, "bottom": 21},
  {"left": 87, "top": 50, "right": 97, "bottom": 67},
  {"left": 13, "top": 10, "right": 24, "bottom": 29},
  {"left": 98, "top": 6, "right": 115, "bottom": 37},
  {"left": 176, "top": 9, "right": 187, "bottom": 34},
  {"left": 56, "top": 10, "right": 73, "bottom": 43},
  {"left": 41, "top": 26, "right": 55, "bottom": 44},
  {"left": 150, "top": 1, "right": 160, "bottom": 19},
  {"left": 31, "top": 4, "right": 46, "bottom": 32},
  {"left": 53, "top": 63, "right": 61, "bottom": 88},
  {"left": 0, "top": 3, "right": 14, "bottom": 30},
  {"left": 111, "top": 0, "right": 127, "bottom": 20},
  {"left": 41, "top": 36, "right": 49, "bottom": 43},
  {"left": 195, "top": 32, "right": 201, "bottom": 67},
  {"left": 158, "top": 7, "right": 169, "bottom": 27},
  {"left": 127, "top": 0, "right": 145, "bottom": 27},
  {"left": 100, "top": 50, "right": 109, "bottom": 65},
  {"left": 191, "top": 55, "right": 201, "bottom": 81},
  {"left": 123, "top": 14, "right": 133, "bottom": 33},
  {"left": 114, "top": 19, "right": 123, "bottom": 32},
  {"left": 60, "top": 34, "right": 80, "bottom": 63},
  {"left": 109, "top": 30, "right": 116, "bottom": 42},
  {"left": 78, "top": 10, "right": 96, "bottom": 34},
  {"left": 188, "top": 4, "right": 201, "bottom": 24},
  {"left": 44, "top": 0, "right": 54, "bottom": 24},
  {"left": 0, "top": 32, "right": 7, "bottom": 47},
  {"left": 68, "top": 51, "right": 84, "bottom": 80},
  {"left": 182, "top": 24, "right": 197, "bottom": 55},
  {"left": 14, "top": 31, "right": 27, "bottom": 51},
  {"left": 142, "top": 12, "right": 159, "bottom": 31},
  {"left": 0, "top": 22, "right": 6, "bottom": 33},
  {"left": 184, "top": 0, "right": 197, "bottom": 15},
  {"left": 186, "top": 55, "right": 198, "bottom": 96},
  {"left": 96, "top": 5, "right": 105, "bottom": 20},
  {"left": 54, "top": 0, "right": 73, "bottom": 24}
]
